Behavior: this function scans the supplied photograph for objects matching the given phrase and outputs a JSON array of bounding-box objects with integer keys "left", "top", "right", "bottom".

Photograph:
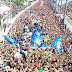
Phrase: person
[
  {"left": 0, "top": 0, "right": 71, "bottom": 71},
  {"left": 44, "top": 34, "right": 48, "bottom": 45}
]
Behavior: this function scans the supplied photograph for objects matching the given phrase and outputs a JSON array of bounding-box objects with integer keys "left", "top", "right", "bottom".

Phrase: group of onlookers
[{"left": 0, "top": 0, "right": 72, "bottom": 72}]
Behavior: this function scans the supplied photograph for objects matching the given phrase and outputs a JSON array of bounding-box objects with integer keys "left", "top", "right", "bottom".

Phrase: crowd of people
[
  {"left": 0, "top": 0, "right": 72, "bottom": 72},
  {"left": 1, "top": 0, "right": 37, "bottom": 18}
]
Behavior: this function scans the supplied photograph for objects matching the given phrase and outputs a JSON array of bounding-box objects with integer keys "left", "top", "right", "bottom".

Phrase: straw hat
[
  {"left": 14, "top": 69, "right": 19, "bottom": 72},
  {"left": 58, "top": 68, "right": 63, "bottom": 71},
  {"left": 29, "top": 69, "right": 32, "bottom": 71},
  {"left": 5, "top": 66, "right": 10, "bottom": 71},
  {"left": 44, "top": 68, "right": 48, "bottom": 71}
]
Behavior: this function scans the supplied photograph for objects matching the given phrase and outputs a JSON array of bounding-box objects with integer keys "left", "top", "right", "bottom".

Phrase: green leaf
[
  {"left": 63, "top": 55, "right": 65, "bottom": 59},
  {"left": 42, "top": 51, "right": 45, "bottom": 54},
  {"left": 46, "top": 54, "right": 49, "bottom": 58},
  {"left": 4, "top": 47, "right": 9, "bottom": 51},
  {"left": 56, "top": 54, "right": 58, "bottom": 58},
  {"left": 14, "top": 43, "right": 16, "bottom": 47},
  {"left": 39, "top": 69, "right": 43, "bottom": 72},
  {"left": 5, "top": 57, "right": 9, "bottom": 59}
]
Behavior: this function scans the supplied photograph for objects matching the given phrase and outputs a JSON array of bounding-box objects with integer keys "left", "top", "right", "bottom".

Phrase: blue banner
[
  {"left": 31, "top": 29, "right": 44, "bottom": 48},
  {"left": 52, "top": 36, "right": 62, "bottom": 53},
  {"left": 4, "top": 36, "right": 17, "bottom": 44}
]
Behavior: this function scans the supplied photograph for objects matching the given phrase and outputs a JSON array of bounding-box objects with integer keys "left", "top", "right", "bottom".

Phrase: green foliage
[{"left": 11, "top": 0, "right": 24, "bottom": 6}]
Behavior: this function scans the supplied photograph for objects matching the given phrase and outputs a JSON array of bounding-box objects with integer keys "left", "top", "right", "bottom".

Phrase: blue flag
[
  {"left": 30, "top": 12, "right": 34, "bottom": 14},
  {"left": 12, "top": 37, "right": 16, "bottom": 41},
  {"left": 42, "top": 13, "right": 45, "bottom": 16},
  {"left": 4, "top": 36, "right": 17, "bottom": 44},
  {"left": 31, "top": 29, "right": 43, "bottom": 48},
  {"left": 52, "top": 36, "right": 62, "bottom": 53},
  {"left": 32, "top": 29, "right": 43, "bottom": 38},
  {"left": 19, "top": 47, "right": 22, "bottom": 53},
  {"left": 31, "top": 29, "right": 43, "bottom": 44}
]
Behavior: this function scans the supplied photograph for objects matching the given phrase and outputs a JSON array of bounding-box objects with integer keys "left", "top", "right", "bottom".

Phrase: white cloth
[
  {"left": 24, "top": 51, "right": 27, "bottom": 56},
  {"left": 14, "top": 52, "right": 22, "bottom": 58}
]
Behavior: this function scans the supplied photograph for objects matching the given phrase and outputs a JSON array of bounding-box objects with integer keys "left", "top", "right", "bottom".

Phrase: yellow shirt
[{"left": 44, "top": 35, "right": 48, "bottom": 42}]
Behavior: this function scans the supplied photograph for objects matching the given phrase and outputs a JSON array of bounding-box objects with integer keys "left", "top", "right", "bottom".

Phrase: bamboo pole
[{"left": 55, "top": 0, "right": 57, "bottom": 16}]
